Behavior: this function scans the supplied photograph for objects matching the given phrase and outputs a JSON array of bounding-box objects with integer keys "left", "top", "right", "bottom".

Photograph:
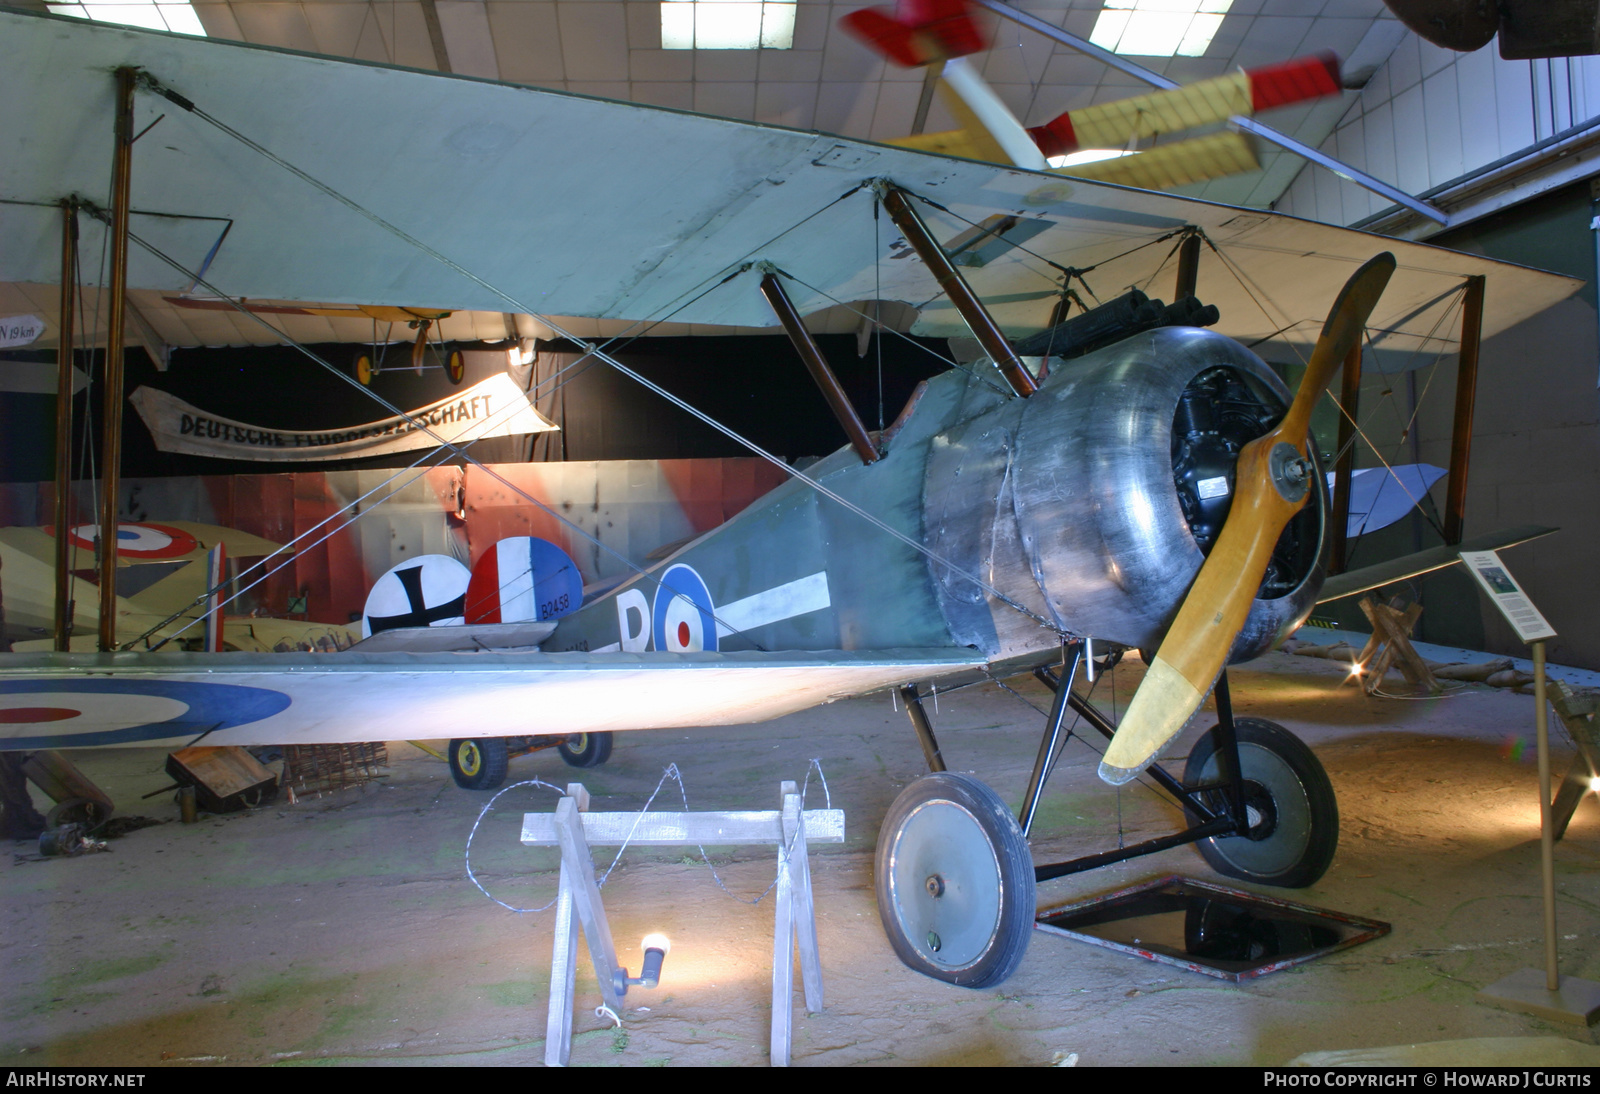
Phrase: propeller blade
[{"left": 1097, "top": 252, "right": 1396, "bottom": 786}]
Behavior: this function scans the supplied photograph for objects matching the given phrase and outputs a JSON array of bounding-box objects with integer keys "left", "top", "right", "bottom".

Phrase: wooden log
[
  {"left": 1432, "top": 658, "right": 1515, "bottom": 682},
  {"left": 1357, "top": 596, "right": 1438, "bottom": 694}
]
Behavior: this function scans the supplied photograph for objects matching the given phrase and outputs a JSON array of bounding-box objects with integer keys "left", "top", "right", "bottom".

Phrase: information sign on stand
[
  {"left": 1466, "top": 551, "right": 1600, "bottom": 1028},
  {"left": 1459, "top": 550, "right": 1556, "bottom": 643}
]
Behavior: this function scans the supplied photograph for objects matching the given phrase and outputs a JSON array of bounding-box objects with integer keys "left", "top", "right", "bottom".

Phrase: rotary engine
[{"left": 923, "top": 325, "right": 1327, "bottom": 663}]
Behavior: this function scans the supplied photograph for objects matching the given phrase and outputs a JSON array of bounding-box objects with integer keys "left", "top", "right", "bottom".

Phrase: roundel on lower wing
[
  {"left": 362, "top": 554, "right": 472, "bottom": 637},
  {"left": 465, "top": 537, "right": 583, "bottom": 624},
  {"left": 0, "top": 679, "right": 292, "bottom": 749},
  {"left": 64, "top": 522, "right": 199, "bottom": 560},
  {"left": 652, "top": 563, "right": 717, "bottom": 653}
]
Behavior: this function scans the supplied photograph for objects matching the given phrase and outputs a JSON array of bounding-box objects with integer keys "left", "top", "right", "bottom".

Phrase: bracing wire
[{"left": 120, "top": 81, "right": 1060, "bottom": 633}]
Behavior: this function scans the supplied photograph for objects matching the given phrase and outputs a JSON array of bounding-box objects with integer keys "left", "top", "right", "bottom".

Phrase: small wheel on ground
[
  {"left": 557, "top": 732, "right": 613, "bottom": 768},
  {"left": 45, "top": 797, "right": 108, "bottom": 830},
  {"left": 875, "top": 772, "right": 1035, "bottom": 988},
  {"left": 448, "top": 738, "right": 510, "bottom": 790},
  {"left": 1183, "top": 717, "right": 1338, "bottom": 888}
]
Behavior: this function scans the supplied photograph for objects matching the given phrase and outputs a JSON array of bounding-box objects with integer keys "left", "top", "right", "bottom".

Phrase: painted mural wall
[{"left": 0, "top": 459, "right": 787, "bottom": 635}]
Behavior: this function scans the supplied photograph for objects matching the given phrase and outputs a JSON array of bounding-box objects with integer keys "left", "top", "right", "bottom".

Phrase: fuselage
[{"left": 543, "top": 325, "right": 1327, "bottom": 668}]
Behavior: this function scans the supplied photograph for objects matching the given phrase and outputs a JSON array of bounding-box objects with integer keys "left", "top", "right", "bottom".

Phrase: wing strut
[
  {"left": 54, "top": 199, "right": 79, "bottom": 653},
  {"left": 98, "top": 67, "right": 137, "bottom": 653},
  {"left": 759, "top": 271, "right": 881, "bottom": 464},
  {"left": 879, "top": 186, "right": 1038, "bottom": 398}
]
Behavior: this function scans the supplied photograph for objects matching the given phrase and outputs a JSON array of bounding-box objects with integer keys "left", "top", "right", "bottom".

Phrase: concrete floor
[{"left": 2, "top": 648, "right": 1598, "bottom": 1067}]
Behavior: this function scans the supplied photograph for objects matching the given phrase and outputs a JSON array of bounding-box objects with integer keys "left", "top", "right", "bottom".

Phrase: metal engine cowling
[{"left": 923, "top": 325, "right": 1326, "bottom": 662}]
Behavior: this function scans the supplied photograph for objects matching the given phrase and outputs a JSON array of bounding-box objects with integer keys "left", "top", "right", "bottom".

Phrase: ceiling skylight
[
  {"left": 1048, "top": 149, "right": 1135, "bottom": 169},
  {"left": 47, "top": 0, "right": 206, "bottom": 36},
  {"left": 661, "top": 1, "right": 796, "bottom": 50},
  {"left": 1089, "top": 0, "right": 1230, "bottom": 58}
]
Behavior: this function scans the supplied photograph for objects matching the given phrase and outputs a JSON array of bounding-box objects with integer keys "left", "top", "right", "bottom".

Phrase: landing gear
[
  {"left": 448, "top": 738, "right": 509, "bottom": 790},
  {"left": 1183, "top": 717, "right": 1338, "bottom": 888},
  {"left": 445, "top": 733, "right": 615, "bottom": 788},
  {"left": 875, "top": 772, "right": 1036, "bottom": 988},
  {"left": 557, "top": 732, "right": 614, "bottom": 769}
]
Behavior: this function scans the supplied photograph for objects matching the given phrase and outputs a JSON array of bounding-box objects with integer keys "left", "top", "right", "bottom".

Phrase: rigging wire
[
  {"left": 909, "top": 190, "right": 1186, "bottom": 286},
  {"left": 1196, "top": 231, "right": 1308, "bottom": 367},
  {"left": 131, "top": 399, "right": 533, "bottom": 647},
  {"left": 105, "top": 237, "right": 756, "bottom": 647},
  {"left": 98, "top": 229, "right": 724, "bottom": 643},
  {"left": 110, "top": 213, "right": 1046, "bottom": 643},
  {"left": 768, "top": 268, "right": 1010, "bottom": 396},
  {"left": 130, "top": 80, "right": 1057, "bottom": 632},
  {"left": 1322, "top": 289, "right": 1466, "bottom": 547}
]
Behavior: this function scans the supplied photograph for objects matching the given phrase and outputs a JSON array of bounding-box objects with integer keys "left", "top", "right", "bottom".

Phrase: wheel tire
[
  {"left": 557, "top": 732, "right": 613, "bottom": 768},
  {"left": 875, "top": 773, "right": 1035, "bottom": 988},
  {"left": 448, "top": 738, "right": 509, "bottom": 790},
  {"left": 355, "top": 352, "right": 374, "bottom": 386},
  {"left": 45, "top": 797, "right": 107, "bottom": 830},
  {"left": 445, "top": 349, "right": 465, "bottom": 385},
  {"left": 1183, "top": 718, "right": 1338, "bottom": 888}
]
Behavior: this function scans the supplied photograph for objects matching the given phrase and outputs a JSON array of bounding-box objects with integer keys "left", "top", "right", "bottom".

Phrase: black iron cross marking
[{"left": 367, "top": 564, "right": 466, "bottom": 635}]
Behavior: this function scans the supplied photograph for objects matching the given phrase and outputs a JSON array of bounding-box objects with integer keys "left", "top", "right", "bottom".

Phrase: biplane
[{"left": 0, "top": 8, "right": 1577, "bottom": 987}]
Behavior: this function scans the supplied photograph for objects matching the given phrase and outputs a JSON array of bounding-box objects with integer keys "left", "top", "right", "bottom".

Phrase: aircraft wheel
[
  {"left": 445, "top": 349, "right": 465, "bottom": 385},
  {"left": 1183, "top": 718, "right": 1338, "bottom": 888},
  {"left": 354, "top": 352, "right": 374, "bottom": 386},
  {"left": 45, "top": 796, "right": 108, "bottom": 830},
  {"left": 557, "top": 732, "right": 613, "bottom": 769},
  {"left": 875, "top": 772, "right": 1035, "bottom": 988},
  {"left": 448, "top": 738, "right": 509, "bottom": 790}
]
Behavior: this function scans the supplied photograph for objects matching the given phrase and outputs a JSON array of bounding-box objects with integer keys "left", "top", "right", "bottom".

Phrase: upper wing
[
  {"left": 0, "top": 10, "right": 1579, "bottom": 359},
  {"left": 0, "top": 648, "right": 986, "bottom": 750}
]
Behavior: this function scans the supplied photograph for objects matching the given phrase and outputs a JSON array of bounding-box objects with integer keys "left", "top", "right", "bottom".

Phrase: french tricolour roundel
[
  {"left": 64, "top": 522, "right": 198, "bottom": 560},
  {"left": 362, "top": 554, "right": 472, "bottom": 638},
  {"left": 652, "top": 563, "right": 717, "bottom": 653},
  {"left": 465, "top": 536, "right": 583, "bottom": 624}
]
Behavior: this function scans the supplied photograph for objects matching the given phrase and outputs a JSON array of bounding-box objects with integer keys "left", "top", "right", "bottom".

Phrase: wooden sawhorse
[{"left": 521, "top": 779, "right": 844, "bottom": 1066}]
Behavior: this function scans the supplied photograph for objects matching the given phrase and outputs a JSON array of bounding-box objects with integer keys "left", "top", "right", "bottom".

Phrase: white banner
[
  {"left": 129, "top": 373, "right": 556, "bottom": 462},
  {"left": 0, "top": 314, "right": 46, "bottom": 348}
]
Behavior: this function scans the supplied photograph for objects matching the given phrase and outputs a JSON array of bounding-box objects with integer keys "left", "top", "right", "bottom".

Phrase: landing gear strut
[{"left": 875, "top": 644, "right": 1339, "bottom": 987}]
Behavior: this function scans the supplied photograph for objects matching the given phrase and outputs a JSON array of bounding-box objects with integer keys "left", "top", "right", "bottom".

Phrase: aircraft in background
[
  {"left": 844, "top": 0, "right": 1344, "bottom": 190},
  {"left": 0, "top": 519, "right": 358, "bottom": 653},
  {"left": 162, "top": 296, "right": 462, "bottom": 384},
  {"left": 0, "top": 9, "right": 1574, "bottom": 988}
]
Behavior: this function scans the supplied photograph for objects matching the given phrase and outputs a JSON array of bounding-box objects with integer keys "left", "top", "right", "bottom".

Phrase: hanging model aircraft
[
  {"left": 844, "top": 0, "right": 1346, "bottom": 190},
  {"left": 0, "top": 9, "right": 1578, "bottom": 987},
  {"left": 160, "top": 296, "right": 463, "bottom": 383}
]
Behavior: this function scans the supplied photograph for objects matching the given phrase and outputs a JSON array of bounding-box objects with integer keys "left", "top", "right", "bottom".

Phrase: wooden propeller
[{"left": 1098, "top": 252, "right": 1396, "bottom": 786}]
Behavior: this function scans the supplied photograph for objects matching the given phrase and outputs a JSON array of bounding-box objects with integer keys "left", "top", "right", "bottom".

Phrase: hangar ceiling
[
  {"left": 16, "top": 0, "right": 1414, "bottom": 213},
  {"left": 2, "top": 1, "right": 1426, "bottom": 349}
]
